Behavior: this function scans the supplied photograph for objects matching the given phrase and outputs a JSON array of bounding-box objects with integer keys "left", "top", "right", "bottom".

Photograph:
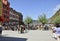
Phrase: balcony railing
[{"left": 9, "top": 17, "right": 19, "bottom": 20}]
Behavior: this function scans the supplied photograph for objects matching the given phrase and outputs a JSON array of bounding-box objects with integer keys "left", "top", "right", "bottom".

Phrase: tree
[
  {"left": 24, "top": 16, "right": 33, "bottom": 24},
  {"left": 50, "top": 9, "right": 60, "bottom": 23},
  {"left": 24, "top": 16, "right": 33, "bottom": 29},
  {"left": 38, "top": 14, "right": 48, "bottom": 25}
]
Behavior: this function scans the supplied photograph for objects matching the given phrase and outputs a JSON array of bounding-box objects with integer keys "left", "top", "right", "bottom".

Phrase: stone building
[{"left": 9, "top": 8, "right": 24, "bottom": 30}]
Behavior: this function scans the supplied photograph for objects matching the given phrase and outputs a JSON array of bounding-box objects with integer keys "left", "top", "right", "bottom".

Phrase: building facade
[
  {"left": 9, "top": 8, "right": 24, "bottom": 30},
  {"left": 0, "top": 0, "right": 24, "bottom": 30},
  {"left": 9, "top": 8, "right": 19, "bottom": 26},
  {"left": 0, "top": 0, "right": 3, "bottom": 22},
  {"left": 0, "top": 0, "right": 10, "bottom": 26},
  {"left": 0, "top": 0, "right": 2, "bottom": 17},
  {"left": 3, "top": 0, "right": 10, "bottom": 26}
]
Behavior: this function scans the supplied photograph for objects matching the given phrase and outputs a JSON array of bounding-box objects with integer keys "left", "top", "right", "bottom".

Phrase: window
[
  {"left": 3, "top": 10, "right": 9, "bottom": 14},
  {"left": 4, "top": 14, "right": 9, "bottom": 18},
  {"left": 3, "top": 0, "right": 7, "bottom": 1}
]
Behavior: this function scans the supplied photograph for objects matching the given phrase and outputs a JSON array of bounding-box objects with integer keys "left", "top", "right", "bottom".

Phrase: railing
[{"left": 9, "top": 17, "right": 19, "bottom": 20}]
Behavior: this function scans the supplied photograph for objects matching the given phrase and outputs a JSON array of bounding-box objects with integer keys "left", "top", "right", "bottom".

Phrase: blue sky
[{"left": 8, "top": 0, "right": 60, "bottom": 20}]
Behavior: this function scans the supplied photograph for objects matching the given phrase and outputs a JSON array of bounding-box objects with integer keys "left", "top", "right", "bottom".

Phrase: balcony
[{"left": 9, "top": 17, "right": 19, "bottom": 20}]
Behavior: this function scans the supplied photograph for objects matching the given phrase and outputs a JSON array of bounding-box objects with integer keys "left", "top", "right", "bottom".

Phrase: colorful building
[
  {"left": 0, "top": 0, "right": 10, "bottom": 25},
  {"left": 0, "top": 0, "right": 24, "bottom": 30}
]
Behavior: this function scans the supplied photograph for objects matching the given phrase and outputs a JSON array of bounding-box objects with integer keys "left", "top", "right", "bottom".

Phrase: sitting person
[{"left": 53, "top": 24, "right": 60, "bottom": 41}]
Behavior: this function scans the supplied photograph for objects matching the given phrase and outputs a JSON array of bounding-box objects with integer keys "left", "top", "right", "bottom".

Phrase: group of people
[
  {"left": 1, "top": 23, "right": 60, "bottom": 41},
  {"left": 51, "top": 24, "right": 60, "bottom": 41},
  {"left": 17, "top": 25, "right": 27, "bottom": 33}
]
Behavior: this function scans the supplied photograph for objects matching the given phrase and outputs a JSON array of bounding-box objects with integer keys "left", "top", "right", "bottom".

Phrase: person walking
[
  {"left": 20, "top": 25, "right": 24, "bottom": 33},
  {"left": 0, "top": 23, "right": 2, "bottom": 35},
  {"left": 17, "top": 25, "right": 20, "bottom": 33}
]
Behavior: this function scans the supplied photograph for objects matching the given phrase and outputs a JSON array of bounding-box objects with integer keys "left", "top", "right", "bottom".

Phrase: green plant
[
  {"left": 53, "top": 16, "right": 60, "bottom": 24},
  {"left": 24, "top": 16, "right": 33, "bottom": 24},
  {"left": 38, "top": 14, "right": 48, "bottom": 25}
]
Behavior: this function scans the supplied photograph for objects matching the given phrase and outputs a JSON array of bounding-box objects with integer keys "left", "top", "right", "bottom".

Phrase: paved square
[{"left": 1, "top": 30, "right": 57, "bottom": 41}]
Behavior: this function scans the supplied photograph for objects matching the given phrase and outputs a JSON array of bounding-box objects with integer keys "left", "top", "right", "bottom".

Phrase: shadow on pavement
[{"left": 0, "top": 36, "right": 27, "bottom": 41}]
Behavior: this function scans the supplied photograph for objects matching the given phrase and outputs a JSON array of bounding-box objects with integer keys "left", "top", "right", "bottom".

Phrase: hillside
[{"left": 49, "top": 9, "right": 60, "bottom": 23}]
